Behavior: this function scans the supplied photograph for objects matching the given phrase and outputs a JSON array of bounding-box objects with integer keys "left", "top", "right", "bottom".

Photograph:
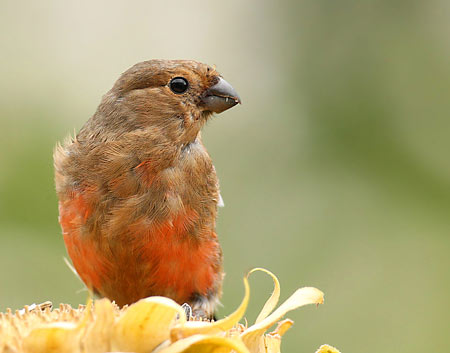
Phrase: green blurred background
[{"left": 1, "top": 0, "right": 449, "bottom": 352}]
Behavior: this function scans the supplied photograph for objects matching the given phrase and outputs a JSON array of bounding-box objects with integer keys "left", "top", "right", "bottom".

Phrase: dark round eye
[{"left": 169, "top": 77, "right": 189, "bottom": 94}]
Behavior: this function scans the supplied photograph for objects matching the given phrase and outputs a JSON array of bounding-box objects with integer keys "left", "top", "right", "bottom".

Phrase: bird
[{"left": 54, "top": 59, "right": 241, "bottom": 318}]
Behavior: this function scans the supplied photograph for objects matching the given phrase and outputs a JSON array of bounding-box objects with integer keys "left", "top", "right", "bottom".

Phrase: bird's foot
[{"left": 181, "top": 303, "right": 192, "bottom": 320}]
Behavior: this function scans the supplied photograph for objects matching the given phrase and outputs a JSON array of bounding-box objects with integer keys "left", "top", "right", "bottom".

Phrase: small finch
[{"left": 54, "top": 60, "right": 240, "bottom": 318}]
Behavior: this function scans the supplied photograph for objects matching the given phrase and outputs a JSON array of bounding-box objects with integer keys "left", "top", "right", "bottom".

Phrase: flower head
[{"left": 0, "top": 269, "right": 334, "bottom": 353}]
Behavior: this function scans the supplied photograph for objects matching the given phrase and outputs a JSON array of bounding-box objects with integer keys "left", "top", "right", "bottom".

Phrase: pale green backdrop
[{"left": 1, "top": 1, "right": 449, "bottom": 352}]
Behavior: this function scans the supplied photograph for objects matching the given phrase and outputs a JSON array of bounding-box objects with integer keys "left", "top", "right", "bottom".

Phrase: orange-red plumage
[
  {"left": 59, "top": 189, "right": 108, "bottom": 291},
  {"left": 54, "top": 60, "right": 240, "bottom": 317}
]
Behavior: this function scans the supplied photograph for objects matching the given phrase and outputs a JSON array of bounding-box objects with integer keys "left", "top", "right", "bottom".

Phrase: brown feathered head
[{"left": 77, "top": 60, "right": 240, "bottom": 145}]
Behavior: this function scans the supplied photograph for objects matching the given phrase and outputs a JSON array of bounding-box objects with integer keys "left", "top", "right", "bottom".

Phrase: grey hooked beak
[{"left": 202, "top": 77, "right": 241, "bottom": 113}]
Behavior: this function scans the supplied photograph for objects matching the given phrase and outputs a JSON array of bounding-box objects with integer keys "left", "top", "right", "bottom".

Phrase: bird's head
[{"left": 79, "top": 60, "right": 241, "bottom": 145}]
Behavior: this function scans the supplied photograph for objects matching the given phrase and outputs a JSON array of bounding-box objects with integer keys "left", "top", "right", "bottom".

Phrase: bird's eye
[{"left": 169, "top": 77, "right": 189, "bottom": 94}]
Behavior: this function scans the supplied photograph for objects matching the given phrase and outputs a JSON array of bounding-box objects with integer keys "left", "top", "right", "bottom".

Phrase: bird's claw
[{"left": 181, "top": 303, "right": 192, "bottom": 320}]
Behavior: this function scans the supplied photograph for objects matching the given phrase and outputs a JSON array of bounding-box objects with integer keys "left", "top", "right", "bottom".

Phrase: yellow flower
[
  {"left": 314, "top": 344, "right": 341, "bottom": 353},
  {"left": 0, "top": 268, "right": 336, "bottom": 353}
]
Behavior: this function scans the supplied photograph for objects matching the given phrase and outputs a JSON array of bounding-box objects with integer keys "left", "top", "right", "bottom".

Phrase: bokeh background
[{"left": 1, "top": 0, "right": 449, "bottom": 352}]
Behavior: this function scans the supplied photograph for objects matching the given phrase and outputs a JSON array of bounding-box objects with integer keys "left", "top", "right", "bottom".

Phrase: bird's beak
[{"left": 202, "top": 77, "right": 241, "bottom": 113}]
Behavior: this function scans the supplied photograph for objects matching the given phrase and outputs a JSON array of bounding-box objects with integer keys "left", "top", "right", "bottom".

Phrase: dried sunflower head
[{"left": 0, "top": 268, "right": 339, "bottom": 353}]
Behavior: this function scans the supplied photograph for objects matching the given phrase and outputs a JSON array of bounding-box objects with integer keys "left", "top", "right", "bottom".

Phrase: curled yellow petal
[
  {"left": 261, "top": 320, "right": 295, "bottom": 353},
  {"left": 242, "top": 287, "right": 324, "bottom": 353},
  {"left": 261, "top": 319, "right": 295, "bottom": 353},
  {"left": 249, "top": 268, "right": 280, "bottom": 324},
  {"left": 315, "top": 344, "right": 341, "bottom": 353},
  {"left": 171, "top": 274, "right": 250, "bottom": 340},
  {"left": 111, "top": 296, "right": 186, "bottom": 353},
  {"left": 156, "top": 334, "right": 251, "bottom": 353},
  {"left": 269, "top": 319, "right": 293, "bottom": 337},
  {"left": 264, "top": 334, "right": 282, "bottom": 353},
  {"left": 22, "top": 322, "right": 81, "bottom": 353}
]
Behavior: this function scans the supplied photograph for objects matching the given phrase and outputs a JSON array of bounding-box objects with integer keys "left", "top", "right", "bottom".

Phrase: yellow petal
[
  {"left": 261, "top": 319, "right": 294, "bottom": 353},
  {"left": 242, "top": 287, "right": 324, "bottom": 353},
  {"left": 111, "top": 296, "right": 186, "bottom": 353},
  {"left": 249, "top": 268, "right": 280, "bottom": 324},
  {"left": 171, "top": 274, "right": 250, "bottom": 340},
  {"left": 156, "top": 334, "right": 251, "bottom": 353},
  {"left": 264, "top": 334, "right": 282, "bottom": 353},
  {"left": 22, "top": 322, "right": 81, "bottom": 353},
  {"left": 83, "top": 298, "right": 116, "bottom": 353},
  {"left": 269, "top": 319, "right": 293, "bottom": 337},
  {"left": 314, "top": 344, "right": 341, "bottom": 353}
]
